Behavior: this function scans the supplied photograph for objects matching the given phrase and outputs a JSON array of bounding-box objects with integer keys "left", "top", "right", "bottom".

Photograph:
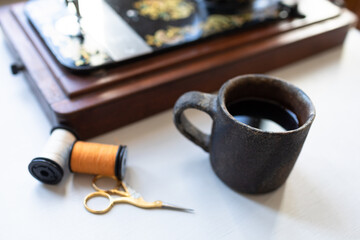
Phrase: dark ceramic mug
[{"left": 173, "top": 74, "right": 315, "bottom": 194}]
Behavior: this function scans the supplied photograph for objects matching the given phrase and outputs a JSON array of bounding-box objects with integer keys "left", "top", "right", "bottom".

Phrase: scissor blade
[
  {"left": 123, "top": 182, "right": 142, "bottom": 199},
  {"left": 161, "top": 202, "right": 194, "bottom": 213}
]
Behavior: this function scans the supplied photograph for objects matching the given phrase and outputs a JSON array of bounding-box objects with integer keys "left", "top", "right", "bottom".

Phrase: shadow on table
[
  {"left": 36, "top": 168, "right": 73, "bottom": 196},
  {"left": 239, "top": 170, "right": 344, "bottom": 232},
  {"left": 242, "top": 183, "right": 287, "bottom": 212}
]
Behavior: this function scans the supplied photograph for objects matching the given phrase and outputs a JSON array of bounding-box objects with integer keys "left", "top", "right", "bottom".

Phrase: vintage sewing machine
[
  {"left": 0, "top": 0, "right": 356, "bottom": 138},
  {"left": 23, "top": 0, "right": 305, "bottom": 72}
]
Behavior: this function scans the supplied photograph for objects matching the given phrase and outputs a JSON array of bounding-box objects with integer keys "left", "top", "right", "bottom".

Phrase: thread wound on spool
[
  {"left": 28, "top": 127, "right": 77, "bottom": 184},
  {"left": 69, "top": 141, "right": 127, "bottom": 179}
]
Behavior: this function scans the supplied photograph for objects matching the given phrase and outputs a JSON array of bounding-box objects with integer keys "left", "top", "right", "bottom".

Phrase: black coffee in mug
[
  {"left": 226, "top": 98, "right": 299, "bottom": 132},
  {"left": 174, "top": 74, "right": 316, "bottom": 194}
]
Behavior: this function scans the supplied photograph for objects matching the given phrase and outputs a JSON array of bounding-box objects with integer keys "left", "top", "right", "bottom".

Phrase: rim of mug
[{"left": 218, "top": 74, "right": 316, "bottom": 134}]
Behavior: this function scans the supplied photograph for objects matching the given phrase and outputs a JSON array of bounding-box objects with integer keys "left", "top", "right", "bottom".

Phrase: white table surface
[{"left": 1, "top": 25, "right": 360, "bottom": 239}]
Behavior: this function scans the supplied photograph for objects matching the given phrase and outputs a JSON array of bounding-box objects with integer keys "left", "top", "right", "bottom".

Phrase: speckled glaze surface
[{"left": 173, "top": 74, "right": 315, "bottom": 194}]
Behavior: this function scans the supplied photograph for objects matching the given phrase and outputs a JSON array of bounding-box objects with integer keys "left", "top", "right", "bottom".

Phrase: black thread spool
[{"left": 28, "top": 126, "right": 78, "bottom": 184}]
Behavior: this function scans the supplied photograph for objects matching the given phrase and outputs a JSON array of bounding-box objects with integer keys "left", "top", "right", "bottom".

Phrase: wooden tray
[{"left": 0, "top": 1, "right": 357, "bottom": 139}]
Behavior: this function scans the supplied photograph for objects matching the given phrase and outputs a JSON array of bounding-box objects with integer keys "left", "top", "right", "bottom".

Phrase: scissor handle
[
  {"left": 92, "top": 175, "right": 119, "bottom": 192},
  {"left": 84, "top": 191, "right": 113, "bottom": 214},
  {"left": 92, "top": 175, "right": 130, "bottom": 197}
]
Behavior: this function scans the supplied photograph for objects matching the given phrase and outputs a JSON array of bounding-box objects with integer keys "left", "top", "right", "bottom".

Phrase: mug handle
[{"left": 173, "top": 91, "right": 217, "bottom": 152}]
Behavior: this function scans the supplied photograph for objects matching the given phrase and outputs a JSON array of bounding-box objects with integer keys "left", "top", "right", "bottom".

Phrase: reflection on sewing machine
[{"left": 25, "top": 0, "right": 298, "bottom": 71}]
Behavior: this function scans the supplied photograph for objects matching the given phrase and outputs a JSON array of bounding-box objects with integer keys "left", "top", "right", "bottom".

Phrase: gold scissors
[{"left": 84, "top": 175, "right": 194, "bottom": 214}]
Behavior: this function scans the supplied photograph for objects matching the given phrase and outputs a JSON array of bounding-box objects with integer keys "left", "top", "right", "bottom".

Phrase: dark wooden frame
[
  {"left": 0, "top": 2, "right": 357, "bottom": 139},
  {"left": 345, "top": 0, "right": 360, "bottom": 28}
]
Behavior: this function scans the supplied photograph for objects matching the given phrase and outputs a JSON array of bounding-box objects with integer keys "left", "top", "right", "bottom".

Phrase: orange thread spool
[{"left": 69, "top": 141, "right": 127, "bottom": 179}]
